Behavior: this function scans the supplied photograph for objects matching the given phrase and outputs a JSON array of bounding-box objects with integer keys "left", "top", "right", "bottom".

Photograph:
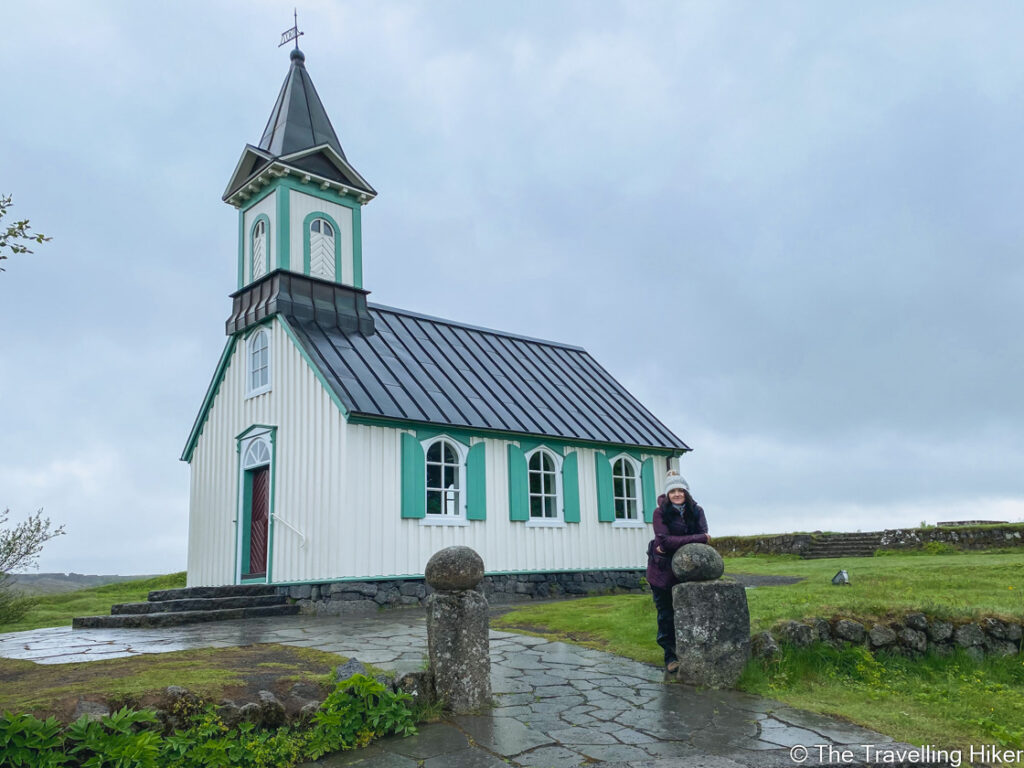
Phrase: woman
[{"left": 646, "top": 471, "right": 710, "bottom": 672}]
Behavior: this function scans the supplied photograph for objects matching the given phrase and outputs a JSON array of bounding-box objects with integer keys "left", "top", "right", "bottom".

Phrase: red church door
[{"left": 246, "top": 467, "right": 269, "bottom": 578}]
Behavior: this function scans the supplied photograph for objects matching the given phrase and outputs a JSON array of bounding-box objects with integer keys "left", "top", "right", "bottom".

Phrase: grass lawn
[
  {"left": 493, "top": 549, "right": 1024, "bottom": 752},
  {"left": 0, "top": 572, "right": 187, "bottom": 633},
  {"left": 0, "top": 644, "right": 344, "bottom": 721}
]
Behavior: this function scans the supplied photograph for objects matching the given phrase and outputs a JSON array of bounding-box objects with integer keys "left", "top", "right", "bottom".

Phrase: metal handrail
[{"left": 272, "top": 513, "right": 306, "bottom": 549}]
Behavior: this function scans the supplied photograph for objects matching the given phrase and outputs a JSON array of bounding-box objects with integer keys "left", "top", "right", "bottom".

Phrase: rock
[
  {"left": 868, "top": 624, "right": 897, "bottom": 648},
  {"left": 812, "top": 617, "right": 832, "bottom": 641},
  {"left": 671, "top": 543, "right": 724, "bottom": 582},
  {"left": 73, "top": 699, "right": 111, "bottom": 722},
  {"left": 671, "top": 580, "right": 750, "bottom": 688},
  {"left": 426, "top": 589, "right": 491, "bottom": 712},
  {"left": 776, "top": 621, "right": 815, "bottom": 647},
  {"left": 965, "top": 646, "right": 985, "bottom": 663},
  {"left": 751, "top": 631, "right": 780, "bottom": 659},
  {"left": 927, "top": 620, "right": 954, "bottom": 642},
  {"left": 257, "top": 690, "right": 285, "bottom": 728},
  {"left": 395, "top": 670, "right": 436, "bottom": 704},
  {"left": 238, "top": 702, "right": 262, "bottom": 725},
  {"left": 298, "top": 700, "right": 321, "bottom": 722},
  {"left": 289, "top": 584, "right": 312, "bottom": 599},
  {"left": 984, "top": 638, "right": 1020, "bottom": 657},
  {"left": 833, "top": 619, "right": 866, "bottom": 644},
  {"left": 335, "top": 658, "right": 369, "bottom": 681},
  {"left": 904, "top": 612, "right": 928, "bottom": 632},
  {"left": 953, "top": 624, "right": 986, "bottom": 648},
  {"left": 165, "top": 685, "right": 189, "bottom": 699},
  {"left": 424, "top": 546, "right": 485, "bottom": 591},
  {"left": 928, "top": 642, "right": 954, "bottom": 657},
  {"left": 981, "top": 618, "right": 1020, "bottom": 641},
  {"left": 217, "top": 700, "right": 243, "bottom": 729},
  {"left": 899, "top": 628, "right": 927, "bottom": 654}
]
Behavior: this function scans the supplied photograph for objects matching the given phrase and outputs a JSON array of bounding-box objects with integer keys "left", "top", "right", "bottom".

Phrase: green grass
[
  {"left": 722, "top": 551, "right": 1024, "bottom": 631},
  {"left": 0, "top": 644, "right": 344, "bottom": 718},
  {"left": 494, "top": 549, "right": 1024, "bottom": 752},
  {"left": 0, "top": 572, "right": 187, "bottom": 633}
]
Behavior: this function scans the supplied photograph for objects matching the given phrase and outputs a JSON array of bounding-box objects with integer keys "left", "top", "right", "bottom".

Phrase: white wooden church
[{"left": 182, "top": 46, "right": 690, "bottom": 589}]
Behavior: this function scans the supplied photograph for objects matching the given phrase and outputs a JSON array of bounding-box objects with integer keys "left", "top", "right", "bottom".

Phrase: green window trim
[
  {"left": 595, "top": 452, "right": 615, "bottom": 523},
  {"left": 302, "top": 210, "right": 344, "bottom": 284},
  {"left": 507, "top": 444, "right": 529, "bottom": 522},
  {"left": 562, "top": 451, "right": 581, "bottom": 523},
  {"left": 276, "top": 187, "right": 290, "bottom": 270},
  {"left": 466, "top": 442, "right": 487, "bottom": 521},
  {"left": 641, "top": 457, "right": 657, "bottom": 524},
  {"left": 400, "top": 432, "right": 426, "bottom": 519}
]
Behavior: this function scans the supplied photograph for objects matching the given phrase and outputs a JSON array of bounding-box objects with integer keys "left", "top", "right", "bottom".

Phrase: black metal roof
[
  {"left": 283, "top": 302, "right": 690, "bottom": 452},
  {"left": 260, "top": 48, "right": 346, "bottom": 159}
]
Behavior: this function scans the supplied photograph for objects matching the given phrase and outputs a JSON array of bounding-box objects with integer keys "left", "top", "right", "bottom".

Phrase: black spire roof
[{"left": 259, "top": 48, "right": 346, "bottom": 159}]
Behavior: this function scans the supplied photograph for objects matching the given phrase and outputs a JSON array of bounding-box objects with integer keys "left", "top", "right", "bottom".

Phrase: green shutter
[
  {"left": 641, "top": 458, "right": 658, "bottom": 523},
  {"left": 562, "top": 451, "right": 580, "bottom": 523},
  {"left": 595, "top": 452, "right": 615, "bottom": 522},
  {"left": 400, "top": 433, "right": 426, "bottom": 519},
  {"left": 467, "top": 442, "right": 487, "bottom": 521},
  {"left": 507, "top": 444, "right": 529, "bottom": 522}
]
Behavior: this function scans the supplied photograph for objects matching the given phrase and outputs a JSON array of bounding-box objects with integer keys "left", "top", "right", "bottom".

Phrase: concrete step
[
  {"left": 110, "top": 594, "right": 287, "bottom": 615},
  {"left": 72, "top": 603, "right": 299, "bottom": 629},
  {"left": 148, "top": 584, "right": 280, "bottom": 602}
]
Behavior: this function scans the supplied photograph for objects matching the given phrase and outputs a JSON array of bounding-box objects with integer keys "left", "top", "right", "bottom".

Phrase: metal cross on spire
[{"left": 279, "top": 9, "right": 304, "bottom": 50}]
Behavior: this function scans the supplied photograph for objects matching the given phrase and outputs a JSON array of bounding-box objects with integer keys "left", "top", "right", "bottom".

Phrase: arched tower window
[
  {"left": 247, "top": 328, "right": 271, "bottom": 396},
  {"left": 251, "top": 219, "right": 268, "bottom": 280},
  {"left": 308, "top": 217, "right": 336, "bottom": 280}
]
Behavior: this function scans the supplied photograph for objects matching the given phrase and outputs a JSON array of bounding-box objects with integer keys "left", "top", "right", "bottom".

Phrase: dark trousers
[{"left": 651, "top": 585, "right": 676, "bottom": 666}]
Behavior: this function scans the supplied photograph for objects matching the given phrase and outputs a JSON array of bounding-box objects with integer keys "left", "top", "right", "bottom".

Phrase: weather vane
[{"left": 279, "top": 9, "right": 304, "bottom": 50}]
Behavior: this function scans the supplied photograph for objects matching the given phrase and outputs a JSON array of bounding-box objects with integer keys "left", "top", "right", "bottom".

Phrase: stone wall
[
  {"left": 754, "top": 613, "right": 1023, "bottom": 662},
  {"left": 878, "top": 525, "right": 1024, "bottom": 551},
  {"left": 277, "top": 569, "right": 646, "bottom": 615},
  {"left": 714, "top": 524, "right": 1024, "bottom": 558}
]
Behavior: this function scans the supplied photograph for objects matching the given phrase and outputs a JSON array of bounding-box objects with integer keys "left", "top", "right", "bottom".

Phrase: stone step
[
  {"left": 110, "top": 594, "right": 287, "bottom": 615},
  {"left": 802, "top": 550, "right": 877, "bottom": 559},
  {"left": 72, "top": 603, "right": 299, "bottom": 629},
  {"left": 147, "top": 584, "right": 280, "bottom": 602}
]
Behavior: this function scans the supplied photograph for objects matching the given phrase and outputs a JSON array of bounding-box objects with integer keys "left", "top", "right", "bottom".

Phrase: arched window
[
  {"left": 243, "top": 436, "right": 271, "bottom": 469},
  {"left": 308, "top": 217, "right": 336, "bottom": 280},
  {"left": 251, "top": 219, "right": 268, "bottom": 280},
  {"left": 425, "top": 438, "right": 462, "bottom": 517},
  {"left": 247, "top": 329, "right": 270, "bottom": 396},
  {"left": 612, "top": 456, "right": 640, "bottom": 521},
  {"left": 528, "top": 449, "right": 559, "bottom": 519}
]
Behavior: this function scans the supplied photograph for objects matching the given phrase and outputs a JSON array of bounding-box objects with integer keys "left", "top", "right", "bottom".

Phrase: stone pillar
[
  {"left": 424, "top": 546, "right": 491, "bottom": 712},
  {"left": 671, "top": 543, "right": 750, "bottom": 688}
]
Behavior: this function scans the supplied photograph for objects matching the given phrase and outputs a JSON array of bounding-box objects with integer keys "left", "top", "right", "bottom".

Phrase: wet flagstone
[{"left": 0, "top": 608, "right": 909, "bottom": 766}]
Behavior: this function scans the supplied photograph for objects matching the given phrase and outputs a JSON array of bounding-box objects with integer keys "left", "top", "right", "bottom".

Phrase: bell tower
[{"left": 223, "top": 47, "right": 376, "bottom": 291}]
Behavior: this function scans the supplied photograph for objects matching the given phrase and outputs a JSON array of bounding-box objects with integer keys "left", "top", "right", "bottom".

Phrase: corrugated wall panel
[{"left": 188, "top": 321, "right": 665, "bottom": 585}]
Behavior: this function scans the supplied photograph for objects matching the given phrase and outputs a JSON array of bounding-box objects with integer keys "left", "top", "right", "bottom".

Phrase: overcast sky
[{"left": 2, "top": 1, "right": 1023, "bottom": 574}]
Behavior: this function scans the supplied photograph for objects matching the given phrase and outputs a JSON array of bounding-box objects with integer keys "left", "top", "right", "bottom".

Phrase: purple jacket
[{"left": 645, "top": 494, "right": 710, "bottom": 589}]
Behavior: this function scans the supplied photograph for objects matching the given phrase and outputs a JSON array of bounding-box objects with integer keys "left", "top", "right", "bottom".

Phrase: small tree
[
  {"left": 0, "top": 509, "right": 65, "bottom": 625},
  {"left": 0, "top": 194, "right": 51, "bottom": 271}
]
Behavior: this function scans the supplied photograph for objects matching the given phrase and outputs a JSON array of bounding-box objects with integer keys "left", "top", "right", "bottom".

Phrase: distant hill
[{"left": 6, "top": 573, "right": 161, "bottom": 596}]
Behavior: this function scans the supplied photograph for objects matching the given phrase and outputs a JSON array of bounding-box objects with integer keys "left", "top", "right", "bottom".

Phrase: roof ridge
[{"left": 366, "top": 302, "right": 587, "bottom": 353}]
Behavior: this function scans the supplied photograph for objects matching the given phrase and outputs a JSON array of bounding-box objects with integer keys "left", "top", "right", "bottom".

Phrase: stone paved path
[{"left": 0, "top": 613, "right": 916, "bottom": 767}]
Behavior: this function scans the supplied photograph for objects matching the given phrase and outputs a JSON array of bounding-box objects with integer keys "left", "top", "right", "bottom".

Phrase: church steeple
[
  {"left": 259, "top": 48, "right": 346, "bottom": 159},
  {"left": 224, "top": 47, "right": 375, "bottom": 292}
]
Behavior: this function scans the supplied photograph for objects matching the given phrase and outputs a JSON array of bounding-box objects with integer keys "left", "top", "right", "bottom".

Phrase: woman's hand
[{"left": 655, "top": 545, "right": 665, "bottom": 554}]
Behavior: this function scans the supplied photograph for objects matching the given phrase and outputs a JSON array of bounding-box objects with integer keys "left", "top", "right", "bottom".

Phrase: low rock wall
[
  {"left": 715, "top": 524, "right": 1024, "bottom": 557},
  {"left": 754, "top": 613, "right": 1023, "bottom": 662},
  {"left": 278, "top": 569, "right": 646, "bottom": 615}
]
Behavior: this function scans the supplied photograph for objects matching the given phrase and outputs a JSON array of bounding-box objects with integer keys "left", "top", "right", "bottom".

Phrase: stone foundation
[{"left": 278, "top": 569, "right": 645, "bottom": 615}]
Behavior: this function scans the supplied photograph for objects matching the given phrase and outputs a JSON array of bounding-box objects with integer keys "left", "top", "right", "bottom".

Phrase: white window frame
[
  {"left": 610, "top": 454, "right": 645, "bottom": 528},
  {"left": 420, "top": 436, "right": 469, "bottom": 527},
  {"left": 246, "top": 328, "right": 272, "bottom": 398},
  {"left": 525, "top": 446, "right": 565, "bottom": 528}
]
